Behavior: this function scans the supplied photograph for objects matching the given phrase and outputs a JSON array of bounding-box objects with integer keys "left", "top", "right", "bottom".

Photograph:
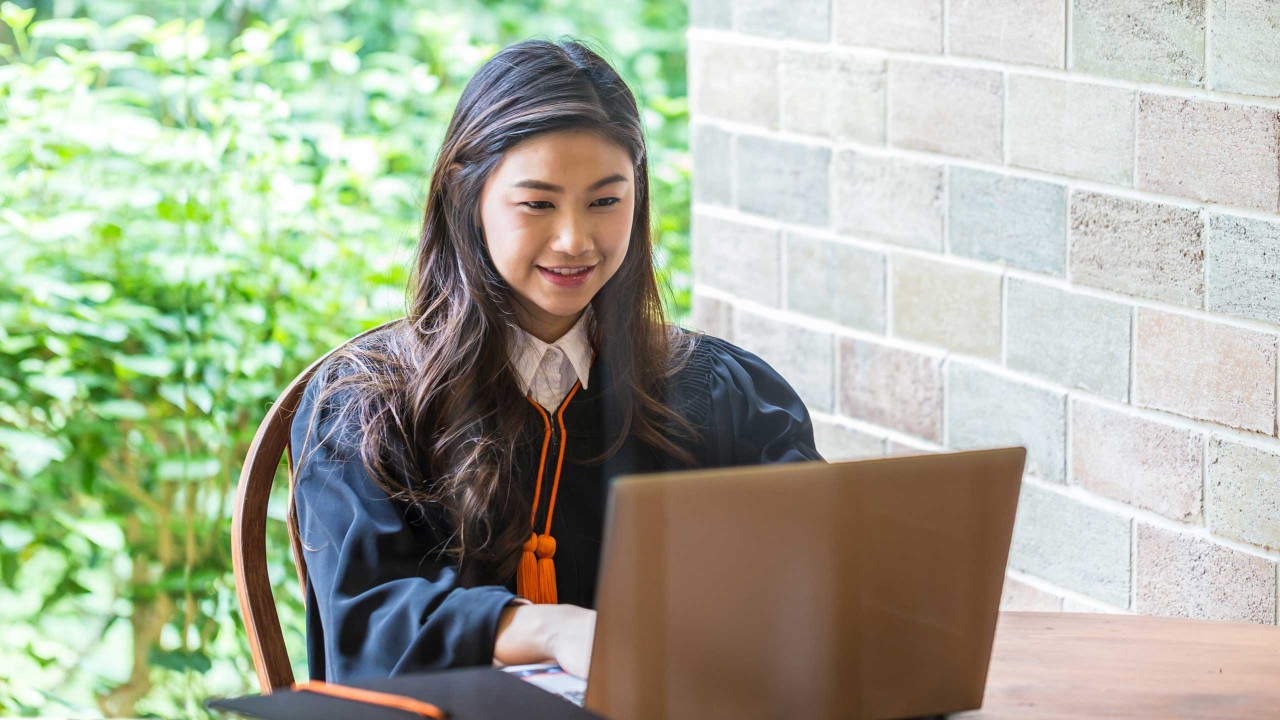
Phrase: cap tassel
[{"left": 536, "top": 534, "right": 558, "bottom": 605}]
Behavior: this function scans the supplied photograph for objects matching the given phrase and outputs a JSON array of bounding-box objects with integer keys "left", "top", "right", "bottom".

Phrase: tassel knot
[
  {"left": 518, "top": 532, "right": 542, "bottom": 603},
  {"left": 536, "top": 534, "right": 556, "bottom": 558}
]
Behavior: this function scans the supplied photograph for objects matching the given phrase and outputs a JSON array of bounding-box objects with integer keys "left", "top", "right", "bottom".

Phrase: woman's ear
[{"left": 446, "top": 161, "right": 463, "bottom": 183}]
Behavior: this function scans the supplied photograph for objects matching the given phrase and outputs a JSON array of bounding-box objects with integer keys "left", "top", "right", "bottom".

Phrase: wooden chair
[{"left": 231, "top": 319, "right": 401, "bottom": 693}]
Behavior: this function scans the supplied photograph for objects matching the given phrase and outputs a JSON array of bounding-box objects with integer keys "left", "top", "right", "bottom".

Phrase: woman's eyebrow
[{"left": 511, "top": 174, "right": 629, "bottom": 193}]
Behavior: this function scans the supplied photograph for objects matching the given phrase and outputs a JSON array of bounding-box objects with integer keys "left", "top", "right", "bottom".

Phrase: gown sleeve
[
  {"left": 696, "top": 335, "right": 826, "bottom": 466},
  {"left": 289, "top": 375, "right": 520, "bottom": 683}
]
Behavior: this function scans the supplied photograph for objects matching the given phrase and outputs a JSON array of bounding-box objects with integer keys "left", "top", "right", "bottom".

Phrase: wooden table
[{"left": 953, "top": 612, "right": 1280, "bottom": 719}]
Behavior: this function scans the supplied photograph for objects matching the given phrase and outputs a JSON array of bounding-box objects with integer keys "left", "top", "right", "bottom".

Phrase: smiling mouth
[{"left": 537, "top": 265, "right": 595, "bottom": 276}]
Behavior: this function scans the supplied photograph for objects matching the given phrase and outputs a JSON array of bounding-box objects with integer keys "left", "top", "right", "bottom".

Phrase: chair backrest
[{"left": 231, "top": 319, "right": 402, "bottom": 693}]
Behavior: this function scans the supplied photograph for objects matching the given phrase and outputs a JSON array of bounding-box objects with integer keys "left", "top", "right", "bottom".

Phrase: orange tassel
[
  {"left": 518, "top": 532, "right": 542, "bottom": 603},
  {"left": 536, "top": 534, "right": 557, "bottom": 605}
]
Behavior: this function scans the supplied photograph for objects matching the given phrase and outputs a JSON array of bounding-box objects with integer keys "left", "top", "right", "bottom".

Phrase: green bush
[{"left": 0, "top": 1, "right": 688, "bottom": 715}]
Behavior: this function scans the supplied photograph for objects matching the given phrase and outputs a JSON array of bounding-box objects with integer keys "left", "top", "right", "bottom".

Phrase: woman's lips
[{"left": 537, "top": 265, "right": 596, "bottom": 288}]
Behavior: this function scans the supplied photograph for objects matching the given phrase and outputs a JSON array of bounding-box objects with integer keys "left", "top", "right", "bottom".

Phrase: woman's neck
[{"left": 517, "top": 306, "right": 585, "bottom": 344}]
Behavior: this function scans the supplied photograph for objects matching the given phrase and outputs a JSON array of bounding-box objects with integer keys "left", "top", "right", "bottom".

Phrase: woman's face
[{"left": 476, "top": 129, "right": 635, "bottom": 343}]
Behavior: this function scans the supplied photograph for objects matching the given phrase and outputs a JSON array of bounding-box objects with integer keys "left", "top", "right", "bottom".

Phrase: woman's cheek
[
  {"left": 603, "top": 206, "right": 633, "bottom": 247},
  {"left": 493, "top": 221, "right": 541, "bottom": 271}
]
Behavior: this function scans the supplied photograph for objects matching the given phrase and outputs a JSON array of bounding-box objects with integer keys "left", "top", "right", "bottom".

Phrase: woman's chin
[{"left": 536, "top": 303, "right": 589, "bottom": 321}]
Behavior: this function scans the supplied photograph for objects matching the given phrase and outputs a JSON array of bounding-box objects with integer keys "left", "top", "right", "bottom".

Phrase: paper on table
[{"left": 500, "top": 662, "right": 587, "bottom": 707}]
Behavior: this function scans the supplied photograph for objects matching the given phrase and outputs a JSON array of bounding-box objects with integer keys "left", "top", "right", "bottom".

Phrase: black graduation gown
[{"left": 288, "top": 331, "right": 825, "bottom": 683}]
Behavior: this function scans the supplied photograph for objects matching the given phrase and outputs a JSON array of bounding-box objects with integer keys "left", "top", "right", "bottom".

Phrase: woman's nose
[{"left": 549, "top": 212, "right": 593, "bottom": 256}]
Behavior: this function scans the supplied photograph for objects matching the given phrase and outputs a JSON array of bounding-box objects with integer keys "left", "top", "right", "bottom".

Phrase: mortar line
[
  {"left": 1063, "top": 0, "right": 1072, "bottom": 71},
  {"left": 942, "top": 0, "right": 950, "bottom": 55},
  {"left": 809, "top": 409, "right": 948, "bottom": 452},
  {"left": 1006, "top": 568, "right": 1131, "bottom": 615},
  {"left": 1001, "top": 69, "right": 1010, "bottom": 166}
]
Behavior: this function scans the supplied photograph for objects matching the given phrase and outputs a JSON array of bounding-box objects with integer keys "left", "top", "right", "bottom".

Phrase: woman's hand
[
  {"left": 545, "top": 604, "right": 596, "bottom": 679},
  {"left": 493, "top": 601, "right": 597, "bottom": 678}
]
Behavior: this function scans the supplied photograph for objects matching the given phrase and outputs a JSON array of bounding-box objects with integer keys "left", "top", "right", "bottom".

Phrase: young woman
[{"left": 289, "top": 38, "right": 824, "bottom": 685}]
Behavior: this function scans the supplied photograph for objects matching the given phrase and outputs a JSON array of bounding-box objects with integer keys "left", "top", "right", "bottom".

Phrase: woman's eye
[{"left": 520, "top": 198, "right": 619, "bottom": 210}]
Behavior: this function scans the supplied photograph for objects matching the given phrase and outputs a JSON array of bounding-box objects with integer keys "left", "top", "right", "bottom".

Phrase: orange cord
[
  {"left": 518, "top": 400, "right": 553, "bottom": 602},
  {"left": 517, "top": 379, "right": 583, "bottom": 605},
  {"left": 543, "top": 379, "right": 580, "bottom": 536},
  {"left": 516, "top": 350, "right": 597, "bottom": 605},
  {"left": 526, "top": 402, "right": 553, "bottom": 528},
  {"left": 291, "top": 681, "right": 448, "bottom": 718}
]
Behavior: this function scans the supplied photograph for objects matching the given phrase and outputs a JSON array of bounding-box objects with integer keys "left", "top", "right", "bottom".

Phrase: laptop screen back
[{"left": 584, "top": 447, "right": 1026, "bottom": 720}]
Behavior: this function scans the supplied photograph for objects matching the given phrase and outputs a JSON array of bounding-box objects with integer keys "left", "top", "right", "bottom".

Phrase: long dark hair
[{"left": 295, "top": 38, "right": 699, "bottom": 586}]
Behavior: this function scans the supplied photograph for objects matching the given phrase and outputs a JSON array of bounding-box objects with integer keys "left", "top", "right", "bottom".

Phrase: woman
[{"left": 290, "top": 37, "right": 823, "bottom": 685}]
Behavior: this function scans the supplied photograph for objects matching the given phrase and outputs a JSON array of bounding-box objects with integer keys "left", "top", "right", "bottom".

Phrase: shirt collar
[{"left": 507, "top": 305, "right": 595, "bottom": 393}]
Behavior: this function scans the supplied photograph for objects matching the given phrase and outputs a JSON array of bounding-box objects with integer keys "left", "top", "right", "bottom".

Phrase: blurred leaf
[
  {"left": 148, "top": 648, "right": 212, "bottom": 674},
  {"left": 0, "top": 429, "right": 67, "bottom": 476},
  {"left": 73, "top": 520, "right": 125, "bottom": 552},
  {"left": 0, "top": 523, "right": 35, "bottom": 552},
  {"left": 112, "top": 354, "right": 176, "bottom": 378},
  {"left": 92, "top": 399, "right": 148, "bottom": 420},
  {"left": 29, "top": 18, "right": 98, "bottom": 40},
  {"left": 37, "top": 573, "right": 90, "bottom": 613},
  {"left": 156, "top": 456, "right": 221, "bottom": 481},
  {"left": 0, "top": 2, "right": 35, "bottom": 33}
]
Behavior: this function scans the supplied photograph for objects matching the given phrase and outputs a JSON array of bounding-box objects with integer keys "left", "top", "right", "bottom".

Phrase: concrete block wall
[{"left": 687, "top": 0, "right": 1280, "bottom": 623}]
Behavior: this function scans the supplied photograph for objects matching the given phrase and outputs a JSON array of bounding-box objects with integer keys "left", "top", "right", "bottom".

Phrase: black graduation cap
[{"left": 205, "top": 667, "right": 602, "bottom": 720}]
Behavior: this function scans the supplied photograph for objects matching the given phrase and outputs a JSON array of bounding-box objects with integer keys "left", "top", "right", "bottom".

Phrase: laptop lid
[{"left": 583, "top": 447, "right": 1026, "bottom": 720}]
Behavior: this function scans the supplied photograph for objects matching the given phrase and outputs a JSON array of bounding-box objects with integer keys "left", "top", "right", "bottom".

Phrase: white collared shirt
[{"left": 507, "top": 306, "right": 594, "bottom": 412}]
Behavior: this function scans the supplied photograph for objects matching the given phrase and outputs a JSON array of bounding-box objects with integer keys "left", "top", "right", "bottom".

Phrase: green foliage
[{"left": 0, "top": 0, "right": 689, "bottom": 716}]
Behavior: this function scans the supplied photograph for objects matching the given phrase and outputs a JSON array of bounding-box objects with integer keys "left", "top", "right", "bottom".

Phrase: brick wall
[{"left": 687, "top": 0, "right": 1280, "bottom": 623}]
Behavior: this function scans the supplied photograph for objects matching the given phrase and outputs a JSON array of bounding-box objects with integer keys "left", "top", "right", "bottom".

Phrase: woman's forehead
[{"left": 494, "top": 130, "right": 633, "bottom": 187}]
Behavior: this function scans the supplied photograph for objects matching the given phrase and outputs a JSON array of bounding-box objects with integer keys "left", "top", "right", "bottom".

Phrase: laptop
[{"left": 509, "top": 446, "right": 1026, "bottom": 720}]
